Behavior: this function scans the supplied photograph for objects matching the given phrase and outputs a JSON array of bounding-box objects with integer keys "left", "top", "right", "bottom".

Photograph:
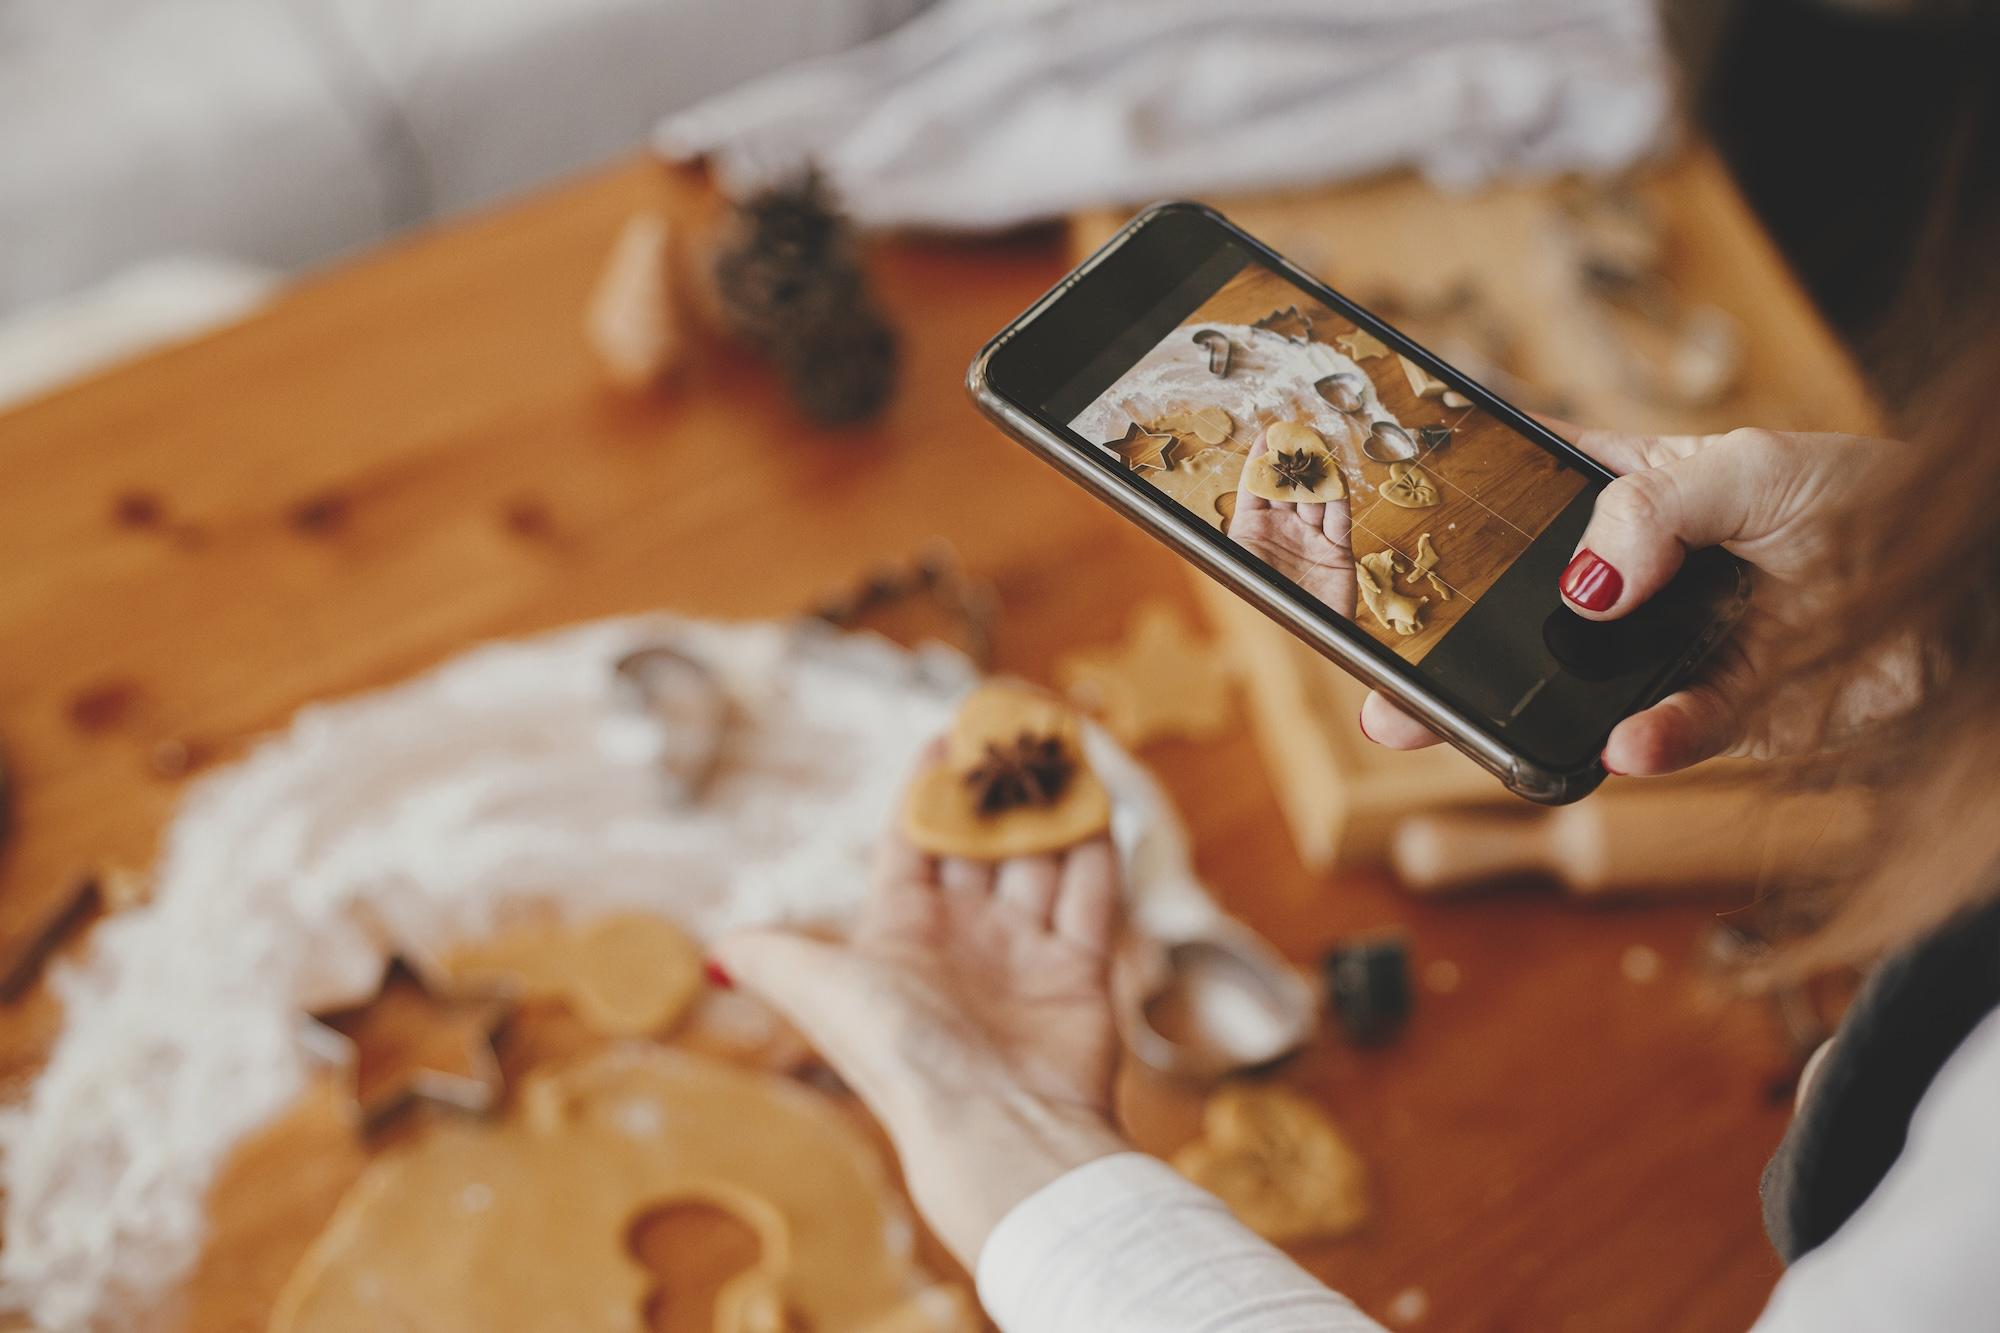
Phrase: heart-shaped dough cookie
[
  {"left": 1245, "top": 423, "right": 1345, "bottom": 503},
  {"left": 1379, "top": 461, "right": 1439, "bottom": 508},
  {"left": 1172, "top": 1083, "right": 1369, "bottom": 1243},
  {"left": 901, "top": 684, "right": 1111, "bottom": 859}
]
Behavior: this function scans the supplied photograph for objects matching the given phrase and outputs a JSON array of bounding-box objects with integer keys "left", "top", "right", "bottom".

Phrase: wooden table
[{"left": 0, "top": 154, "right": 1855, "bottom": 1331}]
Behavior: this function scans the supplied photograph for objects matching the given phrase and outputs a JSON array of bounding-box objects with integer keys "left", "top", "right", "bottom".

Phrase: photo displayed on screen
[{"left": 1068, "top": 262, "right": 1590, "bottom": 666}]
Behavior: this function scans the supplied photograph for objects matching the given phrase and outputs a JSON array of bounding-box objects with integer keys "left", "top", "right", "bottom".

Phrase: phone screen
[{"left": 984, "top": 207, "right": 1741, "bottom": 781}]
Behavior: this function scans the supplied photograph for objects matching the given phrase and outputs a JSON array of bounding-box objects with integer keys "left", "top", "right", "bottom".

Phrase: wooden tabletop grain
[{"left": 0, "top": 154, "right": 1862, "bottom": 1331}]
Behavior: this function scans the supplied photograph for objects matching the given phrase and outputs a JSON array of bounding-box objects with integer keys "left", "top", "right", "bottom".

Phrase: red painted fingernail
[
  {"left": 1560, "top": 549, "right": 1622, "bottom": 611},
  {"left": 703, "top": 959, "right": 733, "bottom": 989},
  {"left": 1601, "top": 749, "right": 1625, "bottom": 776}
]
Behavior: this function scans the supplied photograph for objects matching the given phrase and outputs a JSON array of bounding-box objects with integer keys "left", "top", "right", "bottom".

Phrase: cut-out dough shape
[
  {"left": 1357, "top": 551, "right": 1426, "bottom": 636},
  {"left": 1245, "top": 423, "right": 1345, "bottom": 503},
  {"left": 901, "top": 683, "right": 1112, "bottom": 860},
  {"left": 1379, "top": 462, "right": 1440, "bottom": 508},
  {"left": 309, "top": 958, "right": 512, "bottom": 1132},
  {"left": 1152, "top": 446, "right": 1245, "bottom": 531},
  {"left": 585, "top": 212, "right": 684, "bottom": 390},
  {"left": 442, "top": 912, "right": 703, "bottom": 1038},
  {"left": 1106, "top": 421, "right": 1183, "bottom": 474},
  {"left": 271, "top": 1047, "right": 975, "bottom": 1333},
  {"left": 1057, "top": 601, "right": 1235, "bottom": 748},
  {"left": 1153, "top": 406, "right": 1234, "bottom": 447},
  {"left": 1334, "top": 329, "right": 1389, "bottom": 361},
  {"left": 1254, "top": 306, "right": 1314, "bottom": 344},
  {"left": 1173, "top": 1083, "right": 1370, "bottom": 1244},
  {"left": 1397, "top": 354, "right": 1447, "bottom": 400}
]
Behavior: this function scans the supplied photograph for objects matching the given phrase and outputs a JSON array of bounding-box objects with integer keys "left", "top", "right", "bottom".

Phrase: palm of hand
[
  {"left": 1229, "top": 507, "right": 1358, "bottom": 616},
  {"left": 853, "top": 857, "right": 1119, "bottom": 1116}
]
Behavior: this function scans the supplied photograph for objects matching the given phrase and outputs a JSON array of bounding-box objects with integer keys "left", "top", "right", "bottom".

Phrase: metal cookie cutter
[
  {"left": 1118, "top": 918, "right": 1318, "bottom": 1080},
  {"left": 1362, "top": 421, "right": 1420, "bottom": 464}
]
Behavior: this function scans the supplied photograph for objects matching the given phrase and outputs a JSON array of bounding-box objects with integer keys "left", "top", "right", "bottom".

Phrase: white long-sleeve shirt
[{"left": 977, "top": 1008, "right": 2000, "bottom": 1332}]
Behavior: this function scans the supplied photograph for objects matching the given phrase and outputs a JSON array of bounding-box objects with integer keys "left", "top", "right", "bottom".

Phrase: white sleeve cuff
[{"left": 976, "top": 1151, "right": 1385, "bottom": 1333}]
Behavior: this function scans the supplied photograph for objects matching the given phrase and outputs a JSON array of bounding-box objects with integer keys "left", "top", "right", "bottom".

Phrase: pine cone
[
  {"left": 711, "top": 171, "right": 864, "bottom": 355},
  {"left": 779, "top": 305, "right": 899, "bottom": 426}
]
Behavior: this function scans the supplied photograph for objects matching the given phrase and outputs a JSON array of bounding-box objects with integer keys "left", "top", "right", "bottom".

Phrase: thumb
[
  {"left": 1559, "top": 434, "right": 1769, "bottom": 620},
  {"left": 711, "top": 928, "right": 860, "bottom": 1022}
]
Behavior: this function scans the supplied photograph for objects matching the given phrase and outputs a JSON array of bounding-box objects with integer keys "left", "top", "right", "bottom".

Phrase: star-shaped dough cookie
[
  {"left": 311, "top": 958, "right": 512, "bottom": 1132},
  {"left": 1335, "top": 329, "right": 1389, "bottom": 361},
  {"left": 1106, "top": 421, "right": 1184, "bottom": 474},
  {"left": 1058, "top": 601, "right": 1234, "bottom": 748}
]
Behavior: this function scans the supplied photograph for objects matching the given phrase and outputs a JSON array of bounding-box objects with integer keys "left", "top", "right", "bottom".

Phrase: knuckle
[
  {"left": 1595, "top": 470, "right": 1672, "bottom": 533},
  {"left": 1719, "top": 426, "right": 1796, "bottom": 468}
]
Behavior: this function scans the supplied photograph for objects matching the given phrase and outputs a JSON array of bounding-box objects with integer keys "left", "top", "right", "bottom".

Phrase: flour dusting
[{"left": 0, "top": 616, "right": 1214, "bottom": 1330}]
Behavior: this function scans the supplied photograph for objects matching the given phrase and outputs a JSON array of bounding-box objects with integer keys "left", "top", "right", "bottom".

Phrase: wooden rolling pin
[{"left": 1389, "top": 786, "right": 1871, "bottom": 897}]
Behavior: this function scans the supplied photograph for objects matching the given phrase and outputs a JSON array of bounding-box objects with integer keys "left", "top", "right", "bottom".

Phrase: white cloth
[
  {"left": 978, "top": 1009, "right": 2000, "bottom": 1332},
  {"left": 0, "top": 0, "right": 928, "bottom": 317},
  {"left": 656, "top": 0, "right": 1672, "bottom": 232}
]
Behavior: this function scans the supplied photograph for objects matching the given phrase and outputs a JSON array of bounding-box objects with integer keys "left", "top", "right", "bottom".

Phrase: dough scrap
[
  {"left": 1172, "top": 1083, "right": 1369, "bottom": 1244},
  {"left": 1151, "top": 446, "right": 1246, "bottom": 531},
  {"left": 900, "top": 683, "right": 1111, "bottom": 859},
  {"left": 443, "top": 912, "right": 704, "bottom": 1038},
  {"left": 1057, "top": 601, "right": 1234, "bottom": 748},
  {"left": 1379, "top": 462, "right": 1440, "bottom": 509},
  {"left": 1410, "top": 532, "right": 1452, "bottom": 601},
  {"left": 271, "top": 1047, "right": 974, "bottom": 1333},
  {"left": 1356, "top": 551, "right": 1426, "bottom": 636}
]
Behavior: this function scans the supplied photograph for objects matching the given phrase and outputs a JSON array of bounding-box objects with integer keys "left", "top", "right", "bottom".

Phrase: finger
[
  {"left": 1562, "top": 426, "right": 1711, "bottom": 478},
  {"left": 939, "top": 856, "right": 994, "bottom": 897},
  {"left": 1052, "top": 837, "right": 1120, "bottom": 954},
  {"left": 1602, "top": 682, "right": 1745, "bottom": 776},
  {"left": 993, "top": 854, "right": 1061, "bottom": 926},
  {"left": 872, "top": 829, "right": 937, "bottom": 892},
  {"left": 713, "top": 928, "right": 861, "bottom": 1022},
  {"left": 1559, "top": 433, "right": 1781, "bottom": 620},
  {"left": 1359, "top": 690, "right": 1445, "bottom": 749},
  {"left": 1321, "top": 495, "right": 1353, "bottom": 549},
  {"left": 860, "top": 829, "right": 942, "bottom": 937},
  {"left": 710, "top": 929, "right": 897, "bottom": 1109},
  {"left": 1296, "top": 500, "right": 1325, "bottom": 527},
  {"left": 1237, "top": 435, "right": 1271, "bottom": 512}
]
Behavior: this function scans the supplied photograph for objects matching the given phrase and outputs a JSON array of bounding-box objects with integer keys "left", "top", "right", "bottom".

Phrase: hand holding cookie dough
[
  {"left": 1226, "top": 423, "right": 1357, "bottom": 617},
  {"left": 716, "top": 685, "right": 1127, "bottom": 1268}
]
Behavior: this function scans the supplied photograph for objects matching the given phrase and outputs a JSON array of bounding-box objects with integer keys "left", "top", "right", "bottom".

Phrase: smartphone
[{"left": 967, "top": 202, "right": 1746, "bottom": 804}]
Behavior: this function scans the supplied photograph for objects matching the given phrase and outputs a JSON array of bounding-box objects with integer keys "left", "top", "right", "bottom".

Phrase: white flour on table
[
  {"left": 1069, "top": 320, "right": 1406, "bottom": 501},
  {"left": 0, "top": 615, "right": 1217, "bottom": 1330}
]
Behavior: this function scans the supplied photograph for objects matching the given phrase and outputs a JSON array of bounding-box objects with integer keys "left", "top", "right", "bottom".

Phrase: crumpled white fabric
[
  {"left": 0, "top": 616, "right": 1219, "bottom": 1330},
  {"left": 656, "top": 0, "right": 1673, "bottom": 231}
]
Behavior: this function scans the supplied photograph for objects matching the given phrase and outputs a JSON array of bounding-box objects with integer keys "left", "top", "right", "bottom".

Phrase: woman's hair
[{"left": 1762, "top": 99, "right": 2000, "bottom": 976}]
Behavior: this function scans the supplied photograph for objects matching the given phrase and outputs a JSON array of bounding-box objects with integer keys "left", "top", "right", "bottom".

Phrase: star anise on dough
[
  {"left": 963, "top": 733, "right": 1076, "bottom": 815},
  {"left": 1106, "top": 421, "right": 1183, "bottom": 474},
  {"left": 1268, "top": 449, "right": 1329, "bottom": 494}
]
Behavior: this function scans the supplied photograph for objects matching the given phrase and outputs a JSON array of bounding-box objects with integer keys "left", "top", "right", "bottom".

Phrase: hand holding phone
[{"left": 969, "top": 204, "right": 1746, "bottom": 803}]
